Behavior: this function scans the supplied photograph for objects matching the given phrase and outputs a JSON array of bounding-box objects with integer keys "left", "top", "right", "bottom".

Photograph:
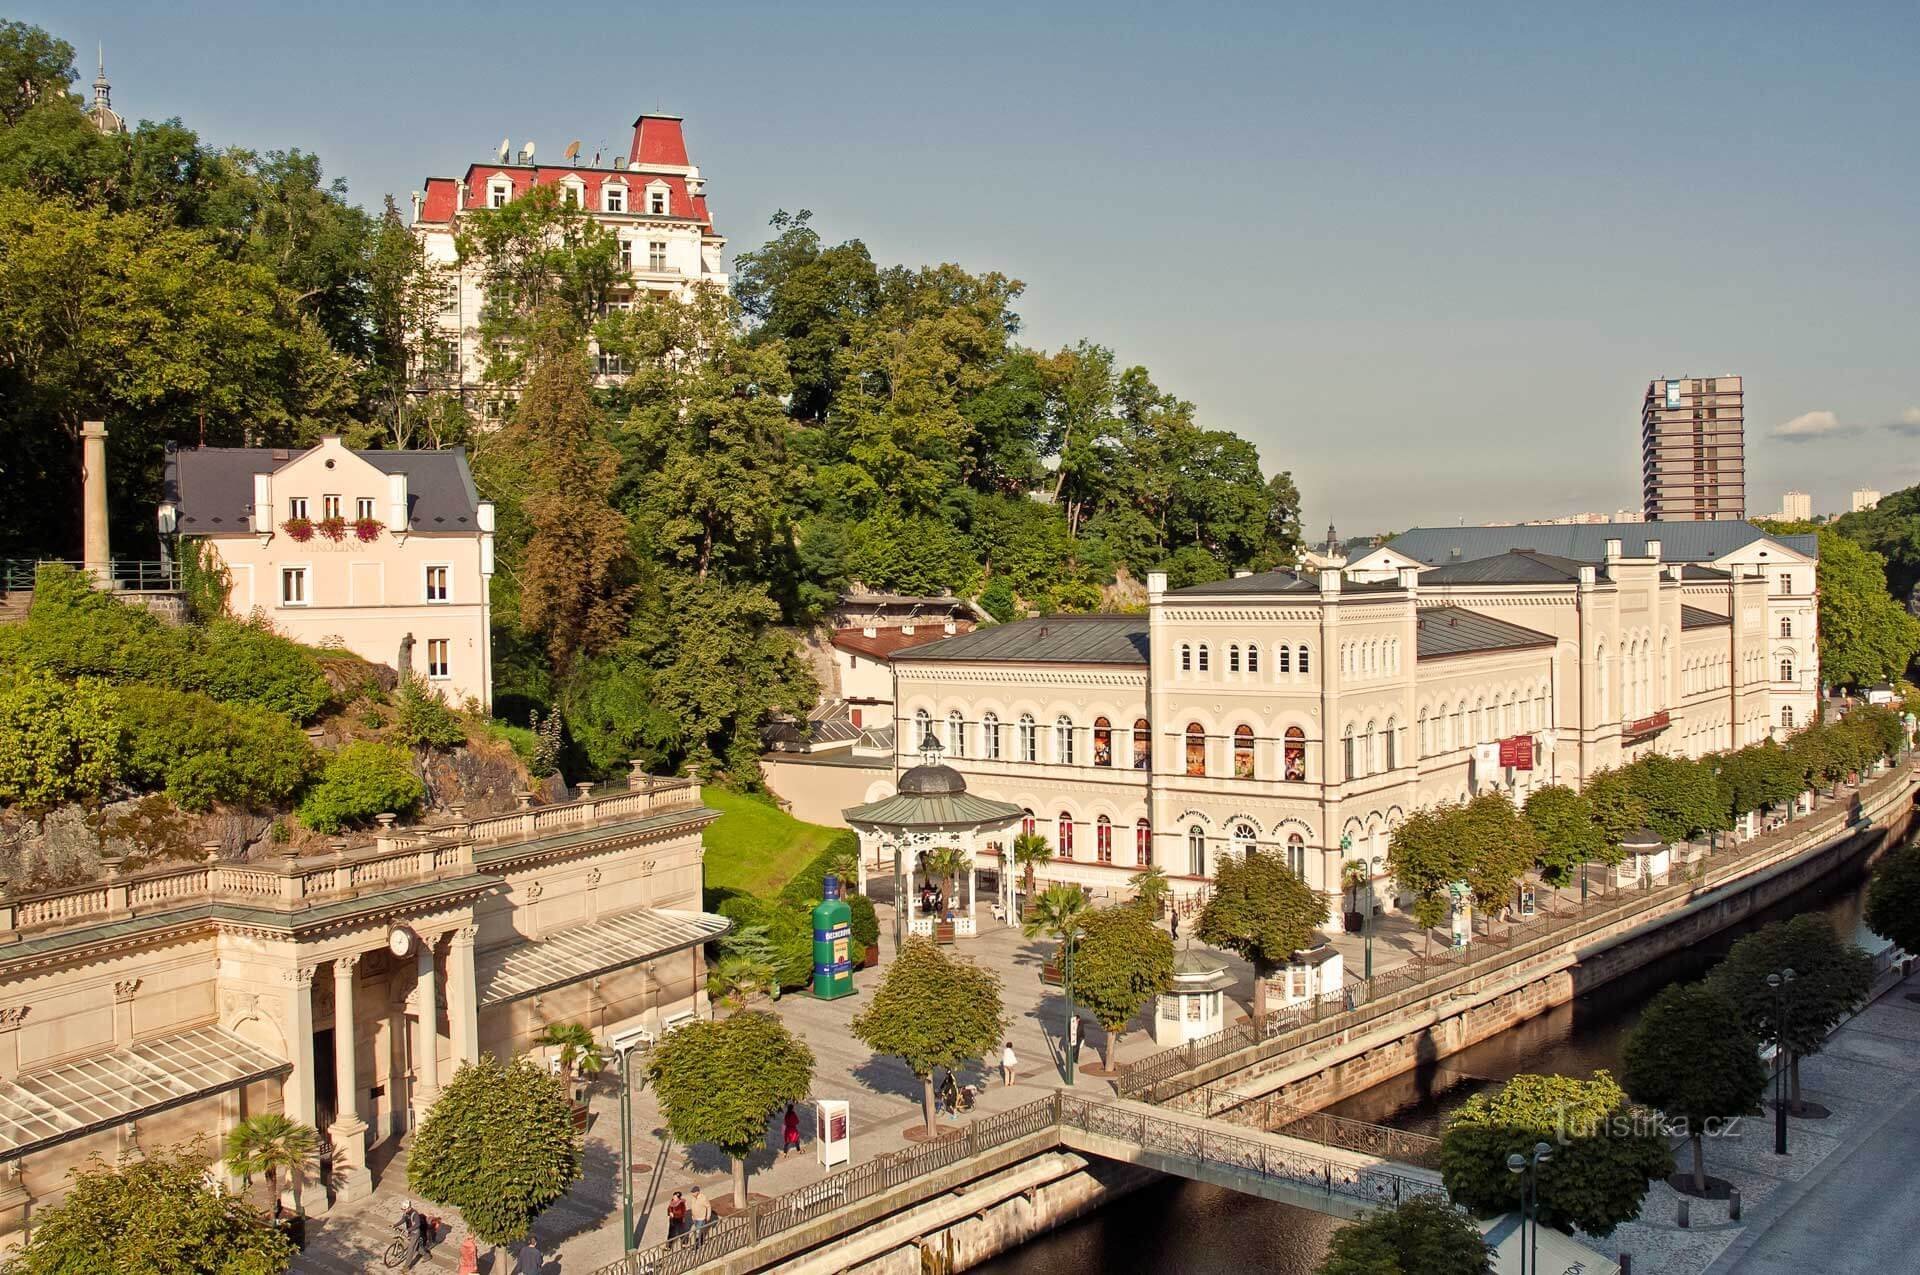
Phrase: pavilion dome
[{"left": 896, "top": 763, "right": 967, "bottom": 797}]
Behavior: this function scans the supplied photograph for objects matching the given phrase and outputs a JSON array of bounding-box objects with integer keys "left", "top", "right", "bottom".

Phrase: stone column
[
  {"left": 80, "top": 421, "right": 110, "bottom": 587},
  {"left": 327, "top": 956, "right": 371, "bottom": 1204},
  {"left": 446, "top": 927, "right": 480, "bottom": 1070},
  {"left": 410, "top": 941, "right": 440, "bottom": 1129},
  {"left": 279, "top": 966, "right": 322, "bottom": 1214}
]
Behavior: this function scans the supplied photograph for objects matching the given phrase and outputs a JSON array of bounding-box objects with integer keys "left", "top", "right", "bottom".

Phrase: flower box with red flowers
[
  {"left": 316, "top": 516, "right": 348, "bottom": 542},
  {"left": 352, "top": 517, "right": 384, "bottom": 542},
  {"left": 282, "top": 517, "right": 315, "bottom": 542}
]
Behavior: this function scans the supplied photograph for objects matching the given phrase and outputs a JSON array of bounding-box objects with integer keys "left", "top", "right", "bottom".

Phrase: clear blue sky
[{"left": 34, "top": 0, "right": 1920, "bottom": 533}]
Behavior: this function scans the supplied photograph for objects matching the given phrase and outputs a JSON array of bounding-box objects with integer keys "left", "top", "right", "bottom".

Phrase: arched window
[
  {"left": 1232, "top": 823, "right": 1257, "bottom": 858},
  {"left": 1596, "top": 643, "right": 1610, "bottom": 718},
  {"left": 1233, "top": 725, "right": 1255, "bottom": 778},
  {"left": 913, "top": 708, "right": 933, "bottom": 752},
  {"left": 1360, "top": 720, "right": 1376, "bottom": 775},
  {"left": 1385, "top": 718, "right": 1398, "bottom": 771},
  {"left": 1055, "top": 715, "right": 1076, "bottom": 765},
  {"left": 1417, "top": 709, "right": 1429, "bottom": 757},
  {"left": 1092, "top": 717, "right": 1112, "bottom": 766},
  {"left": 1276, "top": 644, "right": 1291, "bottom": 674},
  {"left": 1780, "top": 657, "right": 1794, "bottom": 682},
  {"left": 1057, "top": 812, "right": 1075, "bottom": 858},
  {"left": 1286, "top": 833, "right": 1306, "bottom": 879},
  {"left": 1780, "top": 615, "right": 1793, "bottom": 639},
  {"left": 1197, "top": 644, "right": 1211, "bottom": 673},
  {"left": 983, "top": 711, "right": 1002, "bottom": 760},
  {"left": 1021, "top": 808, "right": 1035, "bottom": 838},
  {"left": 1342, "top": 726, "right": 1358, "bottom": 780},
  {"left": 1132, "top": 718, "right": 1151, "bottom": 769},
  {"left": 1284, "top": 726, "right": 1307, "bottom": 781},
  {"left": 1247, "top": 644, "right": 1260, "bottom": 674},
  {"left": 1135, "top": 819, "right": 1152, "bottom": 866},
  {"left": 1298, "top": 644, "right": 1311, "bottom": 674},
  {"left": 1018, "top": 714, "right": 1037, "bottom": 763},
  {"left": 1187, "top": 826, "right": 1206, "bottom": 877},
  {"left": 1228, "top": 644, "right": 1241, "bottom": 673},
  {"left": 1095, "top": 815, "right": 1113, "bottom": 863},
  {"left": 1179, "top": 643, "right": 1192, "bottom": 673},
  {"left": 1185, "top": 723, "right": 1207, "bottom": 776},
  {"left": 947, "top": 710, "right": 966, "bottom": 758}
]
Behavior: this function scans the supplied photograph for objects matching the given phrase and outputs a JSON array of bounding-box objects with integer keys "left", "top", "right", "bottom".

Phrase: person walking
[
  {"left": 1000, "top": 1040, "right": 1018, "bottom": 1087},
  {"left": 1170, "top": 908, "right": 1179, "bottom": 940},
  {"left": 688, "top": 1185, "right": 714, "bottom": 1247},
  {"left": 456, "top": 1230, "right": 480, "bottom": 1274},
  {"left": 665, "top": 1190, "right": 689, "bottom": 1247},
  {"left": 514, "top": 1236, "right": 543, "bottom": 1274},
  {"left": 397, "top": 1201, "right": 431, "bottom": 1271},
  {"left": 782, "top": 1103, "right": 802, "bottom": 1155}
]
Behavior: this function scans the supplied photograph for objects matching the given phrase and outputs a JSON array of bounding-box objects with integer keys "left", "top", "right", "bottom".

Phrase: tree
[
  {"left": 1806, "top": 527, "right": 1920, "bottom": 689},
  {"left": 706, "top": 951, "right": 779, "bottom": 1013},
  {"left": 851, "top": 937, "right": 1005, "bottom": 1135},
  {"left": 1389, "top": 807, "right": 1465, "bottom": 955},
  {"left": 1069, "top": 902, "right": 1174, "bottom": 1068},
  {"left": 408, "top": 1055, "right": 581, "bottom": 1250},
  {"left": 1582, "top": 767, "right": 1649, "bottom": 849},
  {"left": 649, "top": 1010, "right": 814, "bottom": 1208},
  {"left": 537, "top": 1022, "right": 605, "bottom": 1091},
  {"left": 1708, "top": 915, "right": 1872, "bottom": 1105},
  {"left": 1197, "top": 845, "right": 1330, "bottom": 1018},
  {"left": 1865, "top": 842, "right": 1920, "bottom": 955},
  {"left": 7, "top": 1142, "right": 295, "bottom": 1275},
  {"left": 921, "top": 845, "right": 968, "bottom": 911},
  {"left": 223, "top": 1113, "right": 318, "bottom": 1217},
  {"left": 0, "top": 670, "right": 122, "bottom": 809},
  {"left": 1011, "top": 831, "right": 1053, "bottom": 896},
  {"left": 1129, "top": 864, "right": 1172, "bottom": 917},
  {"left": 1439, "top": 1071, "right": 1671, "bottom": 1234},
  {"left": 1317, "top": 1196, "right": 1491, "bottom": 1275},
  {"left": 1456, "top": 794, "right": 1541, "bottom": 930},
  {"left": 1620, "top": 753, "right": 1724, "bottom": 844},
  {"left": 1522, "top": 785, "right": 1606, "bottom": 888},
  {"left": 1621, "top": 982, "right": 1766, "bottom": 1193},
  {"left": 1021, "top": 882, "right": 1089, "bottom": 951},
  {"left": 295, "top": 741, "right": 424, "bottom": 833}
]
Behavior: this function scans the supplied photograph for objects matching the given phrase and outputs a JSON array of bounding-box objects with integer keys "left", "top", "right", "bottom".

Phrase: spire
[
  {"left": 86, "top": 44, "right": 126, "bottom": 136},
  {"left": 93, "top": 44, "right": 109, "bottom": 104}
]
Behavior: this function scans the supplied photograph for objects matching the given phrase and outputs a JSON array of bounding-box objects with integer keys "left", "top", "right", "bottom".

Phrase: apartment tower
[{"left": 1641, "top": 375, "right": 1745, "bottom": 521}]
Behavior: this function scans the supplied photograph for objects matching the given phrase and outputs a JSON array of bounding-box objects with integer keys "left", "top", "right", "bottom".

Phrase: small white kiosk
[
  {"left": 1614, "top": 826, "right": 1670, "bottom": 888},
  {"left": 1271, "top": 943, "right": 1344, "bottom": 1009},
  {"left": 1154, "top": 945, "right": 1234, "bottom": 1046}
]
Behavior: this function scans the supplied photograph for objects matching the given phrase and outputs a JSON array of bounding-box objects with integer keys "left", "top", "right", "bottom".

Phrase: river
[{"left": 976, "top": 840, "right": 1898, "bottom": 1274}]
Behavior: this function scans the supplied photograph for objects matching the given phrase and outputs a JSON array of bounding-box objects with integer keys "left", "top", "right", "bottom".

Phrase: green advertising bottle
[{"left": 811, "top": 875, "right": 855, "bottom": 1000}]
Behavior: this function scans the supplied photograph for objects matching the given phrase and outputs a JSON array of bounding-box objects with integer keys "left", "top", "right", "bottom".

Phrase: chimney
[
  {"left": 862, "top": 626, "right": 877, "bottom": 638},
  {"left": 1579, "top": 565, "right": 1597, "bottom": 587},
  {"left": 80, "top": 422, "right": 110, "bottom": 585},
  {"left": 477, "top": 500, "right": 495, "bottom": 577},
  {"left": 251, "top": 472, "right": 273, "bottom": 535},
  {"left": 387, "top": 472, "right": 409, "bottom": 542},
  {"left": 1147, "top": 571, "right": 1167, "bottom": 605},
  {"left": 1646, "top": 538, "right": 1662, "bottom": 562},
  {"left": 1320, "top": 569, "right": 1342, "bottom": 598},
  {"left": 1604, "top": 538, "right": 1623, "bottom": 562},
  {"left": 1398, "top": 566, "right": 1420, "bottom": 594}
]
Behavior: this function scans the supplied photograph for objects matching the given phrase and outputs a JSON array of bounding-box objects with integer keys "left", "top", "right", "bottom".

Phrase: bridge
[{"left": 593, "top": 1092, "right": 1441, "bottom": 1275}]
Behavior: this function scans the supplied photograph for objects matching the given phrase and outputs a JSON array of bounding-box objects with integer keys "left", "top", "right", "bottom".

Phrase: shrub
[
  {"left": 777, "top": 830, "right": 860, "bottom": 909},
  {"left": 0, "top": 671, "right": 123, "bottom": 809},
  {"left": 712, "top": 895, "right": 811, "bottom": 989},
  {"left": 393, "top": 676, "right": 467, "bottom": 750},
  {"left": 978, "top": 576, "right": 1016, "bottom": 624},
  {"left": 117, "top": 686, "right": 315, "bottom": 811},
  {"left": 848, "top": 891, "right": 880, "bottom": 955},
  {"left": 297, "top": 742, "right": 424, "bottom": 832},
  {"left": 7, "top": 565, "right": 181, "bottom": 686},
  {"left": 192, "top": 618, "right": 332, "bottom": 723}
]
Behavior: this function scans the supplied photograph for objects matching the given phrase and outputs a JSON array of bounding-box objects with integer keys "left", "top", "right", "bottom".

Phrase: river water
[{"left": 977, "top": 840, "right": 1898, "bottom": 1275}]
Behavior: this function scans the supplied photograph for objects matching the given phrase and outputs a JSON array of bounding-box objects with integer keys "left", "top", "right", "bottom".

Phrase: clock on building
[{"left": 387, "top": 925, "right": 417, "bottom": 958}]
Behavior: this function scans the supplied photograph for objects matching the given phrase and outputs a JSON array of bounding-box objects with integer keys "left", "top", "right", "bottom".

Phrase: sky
[{"left": 32, "top": 0, "right": 1920, "bottom": 535}]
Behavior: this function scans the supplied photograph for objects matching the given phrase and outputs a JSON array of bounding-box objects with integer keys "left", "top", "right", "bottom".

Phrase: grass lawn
[{"left": 700, "top": 785, "right": 844, "bottom": 898}]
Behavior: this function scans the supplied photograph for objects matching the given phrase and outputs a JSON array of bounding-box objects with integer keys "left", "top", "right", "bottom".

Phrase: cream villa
[{"left": 160, "top": 437, "right": 495, "bottom": 706}]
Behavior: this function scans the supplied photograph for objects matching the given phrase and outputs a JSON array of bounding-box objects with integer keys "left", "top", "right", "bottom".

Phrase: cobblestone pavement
[{"left": 1582, "top": 969, "right": 1920, "bottom": 1275}]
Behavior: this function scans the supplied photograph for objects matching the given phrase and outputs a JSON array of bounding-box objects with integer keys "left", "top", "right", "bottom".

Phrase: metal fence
[
  {"left": 0, "top": 558, "right": 180, "bottom": 593},
  {"left": 1179, "top": 1085, "right": 1442, "bottom": 1168}
]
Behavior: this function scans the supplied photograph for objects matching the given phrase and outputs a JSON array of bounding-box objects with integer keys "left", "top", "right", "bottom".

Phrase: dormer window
[
  {"left": 603, "top": 183, "right": 625, "bottom": 213},
  {"left": 559, "top": 177, "right": 586, "bottom": 208},
  {"left": 487, "top": 177, "right": 512, "bottom": 208},
  {"left": 646, "top": 183, "right": 670, "bottom": 215}
]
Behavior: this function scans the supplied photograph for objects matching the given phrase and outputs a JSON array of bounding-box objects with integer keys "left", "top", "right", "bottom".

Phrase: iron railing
[
  {"left": 1177, "top": 1085, "right": 1442, "bottom": 1167},
  {"left": 0, "top": 558, "right": 180, "bottom": 593}
]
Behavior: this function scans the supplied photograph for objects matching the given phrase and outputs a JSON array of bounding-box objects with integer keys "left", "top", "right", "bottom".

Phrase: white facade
[{"left": 1778, "top": 490, "right": 1812, "bottom": 522}]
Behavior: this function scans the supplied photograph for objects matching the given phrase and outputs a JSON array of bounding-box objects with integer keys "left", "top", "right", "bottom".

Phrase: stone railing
[{"left": 0, "top": 771, "right": 702, "bottom": 944}]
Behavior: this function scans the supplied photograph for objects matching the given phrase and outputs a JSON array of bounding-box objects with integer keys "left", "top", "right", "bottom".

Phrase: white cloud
[
  {"left": 1772, "top": 409, "right": 1851, "bottom": 441},
  {"left": 1890, "top": 406, "right": 1920, "bottom": 436}
]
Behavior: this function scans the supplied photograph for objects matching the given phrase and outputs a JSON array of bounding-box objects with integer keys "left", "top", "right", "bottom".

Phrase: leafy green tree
[
  {"left": 1197, "top": 845, "right": 1330, "bottom": 1017},
  {"left": 1865, "top": 842, "right": 1920, "bottom": 955},
  {"left": 1709, "top": 915, "right": 1872, "bottom": 1105},
  {"left": 0, "top": 670, "right": 121, "bottom": 809},
  {"left": 536, "top": 1022, "right": 606, "bottom": 1087},
  {"left": 1389, "top": 807, "right": 1465, "bottom": 955},
  {"left": 1129, "top": 864, "right": 1172, "bottom": 917},
  {"left": 223, "top": 1113, "right": 318, "bottom": 1217},
  {"left": 1021, "top": 882, "right": 1088, "bottom": 956},
  {"left": 1317, "top": 1195, "right": 1491, "bottom": 1275},
  {"left": 1581, "top": 767, "right": 1648, "bottom": 849},
  {"left": 1622, "top": 982, "right": 1765, "bottom": 1193},
  {"left": 648, "top": 1010, "right": 814, "bottom": 1208},
  {"left": 1806, "top": 526, "right": 1920, "bottom": 688},
  {"left": 1522, "top": 785, "right": 1606, "bottom": 887},
  {"left": 1439, "top": 1071, "right": 1671, "bottom": 1233},
  {"left": 117, "top": 686, "right": 314, "bottom": 811},
  {"left": 1457, "top": 793, "right": 1541, "bottom": 928},
  {"left": 392, "top": 675, "right": 467, "bottom": 750},
  {"left": 1070, "top": 902, "right": 1174, "bottom": 1067},
  {"left": 6, "top": 1142, "right": 294, "bottom": 1275},
  {"left": 408, "top": 1055, "right": 580, "bottom": 1250},
  {"left": 1714, "top": 741, "right": 1805, "bottom": 825},
  {"left": 453, "top": 183, "right": 620, "bottom": 381},
  {"left": 295, "top": 741, "right": 424, "bottom": 832},
  {"left": 852, "top": 937, "right": 1006, "bottom": 1134},
  {"left": 1620, "top": 753, "right": 1724, "bottom": 843},
  {"left": 725, "top": 208, "right": 882, "bottom": 423}
]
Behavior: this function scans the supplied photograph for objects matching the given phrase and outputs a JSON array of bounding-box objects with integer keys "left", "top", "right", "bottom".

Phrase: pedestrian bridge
[{"left": 596, "top": 1092, "right": 1443, "bottom": 1274}]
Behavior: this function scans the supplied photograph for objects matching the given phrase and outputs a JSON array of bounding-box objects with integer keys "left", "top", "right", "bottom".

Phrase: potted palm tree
[
  {"left": 1023, "top": 882, "right": 1088, "bottom": 984},
  {"left": 1011, "top": 831, "right": 1053, "bottom": 910},
  {"left": 922, "top": 845, "right": 968, "bottom": 941},
  {"left": 1129, "top": 865, "right": 1171, "bottom": 919},
  {"left": 224, "top": 1112, "right": 319, "bottom": 1220},
  {"left": 538, "top": 1021, "right": 606, "bottom": 1129},
  {"left": 707, "top": 952, "right": 779, "bottom": 1015}
]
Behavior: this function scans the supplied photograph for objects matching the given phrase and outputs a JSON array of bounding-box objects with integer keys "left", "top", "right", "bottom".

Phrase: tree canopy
[
  {"left": 1069, "top": 901, "right": 1174, "bottom": 1068},
  {"left": 1621, "top": 981, "right": 1766, "bottom": 1193},
  {"left": 406, "top": 1055, "right": 581, "bottom": 1247},
  {"left": 1196, "top": 844, "right": 1329, "bottom": 996},
  {"left": 1316, "top": 1196, "right": 1492, "bottom": 1275},
  {"left": 1865, "top": 842, "right": 1920, "bottom": 956},
  {"left": 851, "top": 936, "right": 1005, "bottom": 1133},
  {"left": 648, "top": 1009, "right": 814, "bottom": 1208},
  {"left": 1708, "top": 915, "right": 1871, "bottom": 1103}
]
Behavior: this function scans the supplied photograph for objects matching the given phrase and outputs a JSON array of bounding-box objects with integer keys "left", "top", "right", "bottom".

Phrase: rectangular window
[
  {"left": 618, "top": 241, "right": 633, "bottom": 271},
  {"left": 490, "top": 187, "right": 508, "bottom": 209},
  {"left": 322, "top": 494, "right": 341, "bottom": 520},
  {"left": 595, "top": 351, "right": 627, "bottom": 376},
  {"left": 356, "top": 497, "right": 376, "bottom": 520},
  {"left": 287, "top": 497, "right": 308, "bottom": 520},
  {"left": 649, "top": 190, "right": 667, "bottom": 214},
  {"left": 562, "top": 186, "right": 580, "bottom": 207},
  {"left": 605, "top": 186, "right": 624, "bottom": 213},
  {"left": 439, "top": 282, "right": 459, "bottom": 317},
  {"left": 1777, "top": 573, "right": 1793, "bottom": 594},
  {"left": 424, "top": 565, "right": 450, "bottom": 603},
  {"left": 280, "top": 566, "right": 309, "bottom": 606},
  {"left": 427, "top": 638, "right": 450, "bottom": 680},
  {"left": 648, "top": 241, "right": 669, "bottom": 272}
]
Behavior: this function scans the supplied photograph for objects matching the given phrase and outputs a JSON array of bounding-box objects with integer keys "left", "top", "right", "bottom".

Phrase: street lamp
[
  {"left": 609, "top": 1025, "right": 654, "bottom": 1255},
  {"left": 1507, "top": 1140, "right": 1553, "bottom": 1275},
  {"left": 1363, "top": 856, "right": 1383, "bottom": 982},
  {"left": 1766, "top": 968, "right": 1796, "bottom": 1155},
  {"left": 1062, "top": 918, "right": 1082, "bottom": 1086}
]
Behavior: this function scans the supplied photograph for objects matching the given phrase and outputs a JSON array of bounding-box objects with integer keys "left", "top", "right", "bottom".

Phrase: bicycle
[{"left": 382, "top": 1213, "right": 441, "bottom": 1269}]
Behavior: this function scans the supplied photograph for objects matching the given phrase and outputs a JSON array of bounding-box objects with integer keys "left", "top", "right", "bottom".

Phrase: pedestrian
[
  {"left": 397, "top": 1200, "right": 430, "bottom": 1271},
  {"left": 514, "top": 1236, "right": 543, "bottom": 1274},
  {"left": 1170, "top": 908, "right": 1179, "bottom": 939},
  {"left": 688, "top": 1186, "right": 714, "bottom": 1246},
  {"left": 456, "top": 1230, "right": 479, "bottom": 1274},
  {"left": 1000, "top": 1039, "right": 1018, "bottom": 1087},
  {"left": 782, "top": 1102, "right": 802, "bottom": 1155},
  {"left": 665, "top": 1190, "right": 689, "bottom": 1246}
]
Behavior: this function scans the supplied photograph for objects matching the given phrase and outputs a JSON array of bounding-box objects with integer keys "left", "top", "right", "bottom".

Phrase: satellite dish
[
  {"left": 497, "top": 137, "right": 510, "bottom": 162},
  {"left": 564, "top": 140, "right": 581, "bottom": 161},
  {"left": 519, "top": 140, "right": 536, "bottom": 163}
]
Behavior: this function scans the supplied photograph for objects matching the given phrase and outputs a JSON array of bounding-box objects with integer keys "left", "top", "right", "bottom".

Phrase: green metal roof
[{"left": 842, "top": 790, "right": 1026, "bottom": 829}]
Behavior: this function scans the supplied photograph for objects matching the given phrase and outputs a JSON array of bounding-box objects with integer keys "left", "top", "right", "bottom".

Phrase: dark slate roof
[
  {"left": 1415, "top": 605, "right": 1556, "bottom": 659},
  {"left": 162, "top": 445, "right": 481, "bottom": 533},
  {"left": 1680, "top": 563, "right": 1731, "bottom": 580},
  {"left": 1419, "top": 550, "right": 1586, "bottom": 586},
  {"left": 890, "top": 614, "right": 1149, "bottom": 666},
  {"left": 1681, "top": 605, "right": 1731, "bottom": 630},
  {"left": 1167, "top": 571, "right": 1401, "bottom": 597},
  {"left": 1389, "top": 521, "right": 1817, "bottom": 567}
]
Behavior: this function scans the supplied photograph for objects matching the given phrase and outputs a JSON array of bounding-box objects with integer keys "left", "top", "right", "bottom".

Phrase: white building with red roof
[{"left": 410, "top": 113, "right": 727, "bottom": 397}]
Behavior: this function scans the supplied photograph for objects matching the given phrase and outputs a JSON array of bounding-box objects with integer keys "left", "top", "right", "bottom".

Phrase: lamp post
[
  {"left": 1767, "top": 968, "right": 1796, "bottom": 1155},
  {"left": 1363, "top": 857, "right": 1381, "bottom": 982},
  {"left": 614, "top": 1040, "right": 640, "bottom": 1254},
  {"left": 1507, "top": 1140, "right": 1553, "bottom": 1275},
  {"left": 1062, "top": 920, "right": 1079, "bottom": 1086}
]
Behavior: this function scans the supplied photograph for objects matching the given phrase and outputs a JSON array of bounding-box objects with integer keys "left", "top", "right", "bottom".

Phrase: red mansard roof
[{"left": 631, "top": 113, "right": 689, "bottom": 167}]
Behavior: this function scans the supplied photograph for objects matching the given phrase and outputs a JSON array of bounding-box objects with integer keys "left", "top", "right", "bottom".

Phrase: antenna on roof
[
  {"left": 518, "top": 140, "right": 536, "bottom": 163},
  {"left": 564, "top": 140, "right": 581, "bottom": 161},
  {"left": 497, "top": 137, "right": 510, "bottom": 162}
]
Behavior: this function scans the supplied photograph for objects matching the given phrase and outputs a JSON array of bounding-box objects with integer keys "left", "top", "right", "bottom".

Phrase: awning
[
  {"left": 476, "top": 907, "right": 730, "bottom": 1007},
  {"left": 0, "top": 1025, "right": 288, "bottom": 1161}
]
